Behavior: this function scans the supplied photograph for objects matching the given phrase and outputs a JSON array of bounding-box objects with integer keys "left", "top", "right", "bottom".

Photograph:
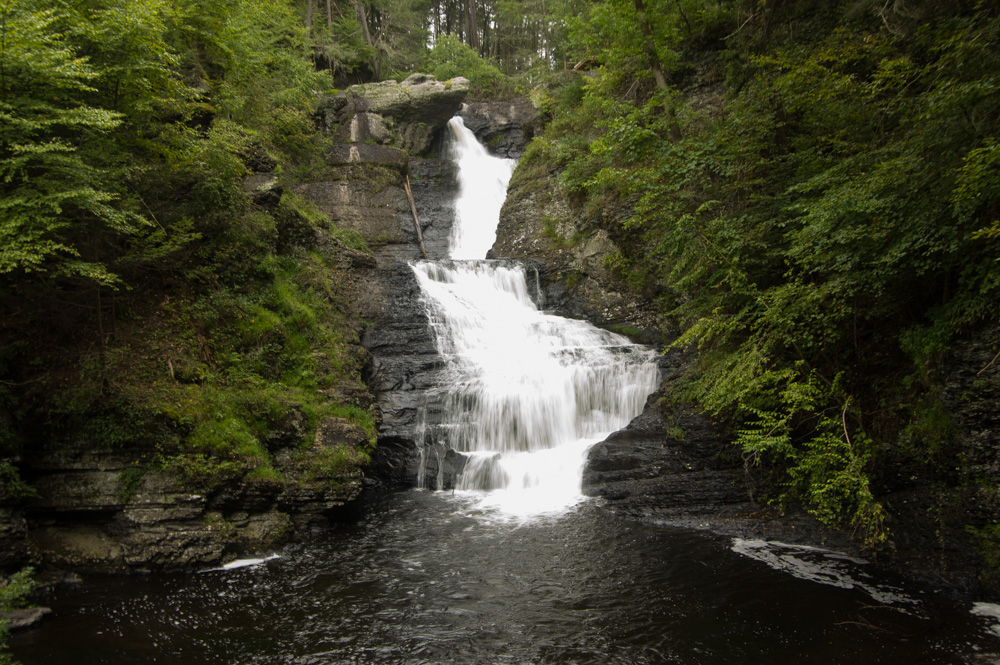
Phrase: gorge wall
[
  {"left": 4, "top": 70, "right": 998, "bottom": 600},
  {"left": 0, "top": 75, "right": 472, "bottom": 572}
]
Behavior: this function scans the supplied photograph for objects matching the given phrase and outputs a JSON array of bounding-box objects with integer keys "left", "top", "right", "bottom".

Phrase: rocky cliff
[{"left": 0, "top": 75, "right": 470, "bottom": 572}]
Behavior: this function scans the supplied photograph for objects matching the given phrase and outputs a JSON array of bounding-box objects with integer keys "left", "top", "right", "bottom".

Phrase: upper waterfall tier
[{"left": 446, "top": 117, "right": 516, "bottom": 260}]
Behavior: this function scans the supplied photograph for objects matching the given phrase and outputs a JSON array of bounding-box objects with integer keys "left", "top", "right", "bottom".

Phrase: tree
[{"left": 0, "top": 0, "right": 145, "bottom": 283}]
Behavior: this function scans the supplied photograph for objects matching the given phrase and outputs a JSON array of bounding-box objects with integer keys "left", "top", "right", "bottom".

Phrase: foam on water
[
  {"left": 731, "top": 539, "right": 918, "bottom": 607},
  {"left": 202, "top": 554, "right": 282, "bottom": 572}
]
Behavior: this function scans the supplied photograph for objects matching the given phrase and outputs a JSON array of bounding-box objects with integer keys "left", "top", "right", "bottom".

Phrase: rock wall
[
  {"left": 0, "top": 75, "right": 469, "bottom": 572},
  {"left": 874, "top": 325, "right": 1000, "bottom": 594},
  {"left": 303, "top": 75, "right": 474, "bottom": 492},
  {"left": 490, "top": 81, "right": 850, "bottom": 552},
  {"left": 491, "top": 162, "right": 663, "bottom": 336},
  {"left": 491, "top": 75, "right": 1000, "bottom": 597},
  {"left": 459, "top": 99, "right": 540, "bottom": 159}
]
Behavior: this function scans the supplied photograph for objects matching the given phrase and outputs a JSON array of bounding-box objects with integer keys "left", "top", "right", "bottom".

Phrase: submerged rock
[{"left": 0, "top": 607, "right": 52, "bottom": 631}]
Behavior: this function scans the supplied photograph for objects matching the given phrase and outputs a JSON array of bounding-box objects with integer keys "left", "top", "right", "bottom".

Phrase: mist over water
[{"left": 412, "top": 118, "right": 659, "bottom": 518}]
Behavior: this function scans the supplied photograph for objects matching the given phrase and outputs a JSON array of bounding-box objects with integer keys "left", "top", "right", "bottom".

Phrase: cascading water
[
  {"left": 446, "top": 117, "right": 515, "bottom": 260},
  {"left": 412, "top": 117, "right": 660, "bottom": 518}
]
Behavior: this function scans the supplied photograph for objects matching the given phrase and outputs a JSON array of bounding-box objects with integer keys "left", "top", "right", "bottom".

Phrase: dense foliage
[
  {"left": 0, "top": 0, "right": 378, "bottom": 509},
  {"left": 0, "top": 0, "right": 565, "bottom": 523},
  {"left": 0, "top": 567, "right": 33, "bottom": 664},
  {"left": 524, "top": 0, "right": 1000, "bottom": 545}
]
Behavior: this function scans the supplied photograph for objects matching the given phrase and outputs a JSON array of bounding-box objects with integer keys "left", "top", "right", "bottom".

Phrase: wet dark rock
[
  {"left": 360, "top": 259, "right": 443, "bottom": 443},
  {"left": 0, "top": 502, "right": 28, "bottom": 568},
  {"left": 407, "top": 157, "right": 459, "bottom": 259},
  {"left": 459, "top": 99, "right": 541, "bottom": 159},
  {"left": 871, "top": 324, "right": 1000, "bottom": 595},
  {"left": 583, "top": 379, "right": 750, "bottom": 520},
  {"left": 417, "top": 445, "right": 468, "bottom": 491},
  {"left": 367, "top": 437, "right": 421, "bottom": 490}
]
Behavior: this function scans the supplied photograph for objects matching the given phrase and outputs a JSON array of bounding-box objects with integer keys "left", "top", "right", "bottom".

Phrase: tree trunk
[
  {"left": 633, "top": 0, "right": 681, "bottom": 141},
  {"left": 466, "top": 0, "right": 479, "bottom": 52},
  {"left": 540, "top": 0, "right": 548, "bottom": 65},
  {"left": 306, "top": 0, "right": 313, "bottom": 33},
  {"left": 633, "top": 0, "right": 667, "bottom": 89},
  {"left": 355, "top": 0, "right": 380, "bottom": 78},
  {"left": 327, "top": 0, "right": 333, "bottom": 27}
]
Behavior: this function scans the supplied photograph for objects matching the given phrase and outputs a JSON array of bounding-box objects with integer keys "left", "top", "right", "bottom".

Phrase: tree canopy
[{"left": 520, "top": 0, "right": 1000, "bottom": 544}]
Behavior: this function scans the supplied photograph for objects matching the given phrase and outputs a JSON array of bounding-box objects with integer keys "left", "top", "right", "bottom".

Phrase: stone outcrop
[
  {"left": 20, "top": 413, "right": 366, "bottom": 570},
  {"left": 316, "top": 74, "right": 470, "bottom": 155},
  {"left": 0, "top": 607, "right": 52, "bottom": 631},
  {"left": 871, "top": 324, "right": 1000, "bottom": 594},
  {"left": 582, "top": 365, "right": 750, "bottom": 520},
  {"left": 491, "top": 153, "right": 664, "bottom": 337},
  {"left": 299, "top": 74, "right": 466, "bottom": 262},
  {"left": 459, "top": 99, "right": 541, "bottom": 159}
]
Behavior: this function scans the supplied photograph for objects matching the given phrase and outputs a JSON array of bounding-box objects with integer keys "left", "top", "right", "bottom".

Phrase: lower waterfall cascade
[{"left": 411, "top": 117, "right": 659, "bottom": 518}]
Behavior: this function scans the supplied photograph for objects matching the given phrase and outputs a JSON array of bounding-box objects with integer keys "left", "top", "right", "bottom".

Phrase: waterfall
[
  {"left": 447, "top": 117, "right": 515, "bottom": 260},
  {"left": 411, "top": 117, "right": 659, "bottom": 518}
]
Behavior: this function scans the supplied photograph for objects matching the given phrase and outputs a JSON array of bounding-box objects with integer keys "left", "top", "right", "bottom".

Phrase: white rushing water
[
  {"left": 411, "top": 118, "right": 660, "bottom": 519},
  {"left": 447, "top": 117, "right": 516, "bottom": 260}
]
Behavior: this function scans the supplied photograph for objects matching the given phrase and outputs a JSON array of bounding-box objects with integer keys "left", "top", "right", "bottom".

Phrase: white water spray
[
  {"left": 412, "top": 118, "right": 659, "bottom": 518},
  {"left": 447, "top": 117, "right": 516, "bottom": 260}
]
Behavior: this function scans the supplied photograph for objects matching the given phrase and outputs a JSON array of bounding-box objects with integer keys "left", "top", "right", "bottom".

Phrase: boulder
[
  {"left": 582, "top": 364, "right": 751, "bottom": 520},
  {"left": 0, "top": 607, "right": 52, "bottom": 631},
  {"left": 316, "top": 75, "right": 470, "bottom": 156}
]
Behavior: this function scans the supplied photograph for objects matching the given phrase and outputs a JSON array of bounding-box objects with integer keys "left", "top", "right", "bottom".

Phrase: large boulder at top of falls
[{"left": 316, "top": 74, "right": 470, "bottom": 156}]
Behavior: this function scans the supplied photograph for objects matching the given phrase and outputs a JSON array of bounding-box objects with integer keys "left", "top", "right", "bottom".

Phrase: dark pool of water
[{"left": 11, "top": 491, "right": 1000, "bottom": 664}]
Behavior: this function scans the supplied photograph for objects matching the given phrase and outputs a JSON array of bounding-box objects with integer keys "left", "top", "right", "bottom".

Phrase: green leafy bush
[{"left": 426, "top": 35, "right": 517, "bottom": 99}]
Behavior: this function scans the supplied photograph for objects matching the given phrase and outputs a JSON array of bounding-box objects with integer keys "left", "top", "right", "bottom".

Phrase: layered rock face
[
  {"left": 582, "top": 368, "right": 750, "bottom": 520},
  {"left": 21, "top": 418, "right": 365, "bottom": 570},
  {"left": 304, "top": 75, "right": 475, "bottom": 490},
  {"left": 459, "top": 99, "right": 540, "bottom": 159},
  {"left": 489, "top": 102, "right": 762, "bottom": 531},
  {"left": 491, "top": 167, "right": 662, "bottom": 335},
  {"left": 2, "top": 75, "right": 469, "bottom": 572}
]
